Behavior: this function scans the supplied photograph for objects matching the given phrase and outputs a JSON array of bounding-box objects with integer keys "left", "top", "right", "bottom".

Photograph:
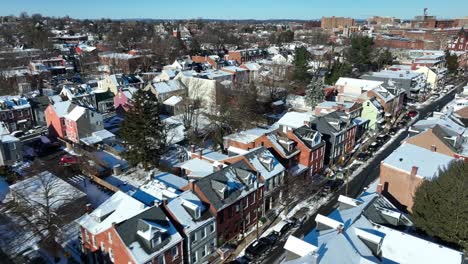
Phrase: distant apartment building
[
  {"left": 321, "top": 16, "right": 354, "bottom": 29},
  {"left": 228, "top": 48, "right": 266, "bottom": 64},
  {"left": 98, "top": 52, "right": 142, "bottom": 74}
]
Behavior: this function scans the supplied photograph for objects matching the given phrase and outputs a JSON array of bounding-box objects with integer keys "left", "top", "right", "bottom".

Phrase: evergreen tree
[
  {"left": 445, "top": 50, "right": 459, "bottom": 74},
  {"left": 346, "top": 36, "right": 373, "bottom": 72},
  {"left": 293, "top": 46, "right": 311, "bottom": 82},
  {"left": 412, "top": 161, "right": 468, "bottom": 252},
  {"left": 325, "top": 62, "right": 352, "bottom": 85},
  {"left": 305, "top": 76, "right": 325, "bottom": 109},
  {"left": 120, "top": 89, "right": 167, "bottom": 169}
]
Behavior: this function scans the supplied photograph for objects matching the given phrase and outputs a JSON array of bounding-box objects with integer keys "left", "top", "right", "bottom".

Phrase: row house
[
  {"left": 114, "top": 87, "right": 138, "bottom": 115},
  {"left": 78, "top": 191, "right": 183, "bottom": 264},
  {"left": 361, "top": 70, "right": 426, "bottom": 99},
  {"left": 314, "top": 101, "right": 362, "bottom": 118},
  {"left": 98, "top": 74, "right": 145, "bottom": 95},
  {"left": 163, "top": 191, "right": 217, "bottom": 264},
  {"left": 45, "top": 101, "right": 75, "bottom": 139},
  {"left": 0, "top": 96, "right": 34, "bottom": 132},
  {"left": 287, "top": 126, "right": 326, "bottom": 177},
  {"left": 63, "top": 105, "right": 103, "bottom": 143},
  {"left": 309, "top": 110, "right": 357, "bottom": 165},
  {"left": 222, "top": 147, "right": 286, "bottom": 212},
  {"left": 0, "top": 122, "right": 22, "bottom": 166},
  {"left": 185, "top": 160, "right": 265, "bottom": 245}
]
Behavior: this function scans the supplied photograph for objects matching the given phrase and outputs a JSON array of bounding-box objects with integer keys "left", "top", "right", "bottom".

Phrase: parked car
[
  {"left": 245, "top": 239, "right": 270, "bottom": 258},
  {"left": 59, "top": 155, "right": 80, "bottom": 166},
  {"left": 368, "top": 142, "right": 380, "bottom": 152},
  {"left": 357, "top": 151, "right": 370, "bottom": 161},
  {"left": 398, "top": 120, "right": 408, "bottom": 128},
  {"left": 376, "top": 134, "right": 390, "bottom": 144},
  {"left": 11, "top": 130, "right": 24, "bottom": 137},
  {"left": 261, "top": 232, "right": 278, "bottom": 245},
  {"left": 407, "top": 110, "right": 418, "bottom": 118},
  {"left": 389, "top": 127, "right": 399, "bottom": 135},
  {"left": 272, "top": 220, "right": 293, "bottom": 236},
  {"left": 228, "top": 256, "right": 251, "bottom": 264}
]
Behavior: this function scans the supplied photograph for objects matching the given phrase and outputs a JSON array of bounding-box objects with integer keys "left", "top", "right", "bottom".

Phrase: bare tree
[{"left": 4, "top": 172, "right": 86, "bottom": 258}]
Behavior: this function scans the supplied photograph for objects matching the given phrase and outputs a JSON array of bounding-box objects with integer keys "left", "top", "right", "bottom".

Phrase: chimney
[
  {"left": 191, "top": 145, "right": 195, "bottom": 156},
  {"left": 430, "top": 145, "right": 437, "bottom": 152},
  {"left": 85, "top": 203, "right": 93, "bottom": 213},
  {"left": 198, "top": 148, "right": 203, "bottom": 159},
  {"left": 411, "top": 166, "right": 418, "bottom": 176},
  {"left": 216, "top": 163, "right": 224, "bottom": 171},
  {"left": 376, "top": 184, "right": 383, "bottom": 194}
]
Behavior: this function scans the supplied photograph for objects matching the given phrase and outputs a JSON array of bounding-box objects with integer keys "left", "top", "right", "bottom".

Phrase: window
[
  {"left": 190, "top": 232, "right": 196, "bottom": 244},
  {"left": 157, "top": 255, "right": 165, "bottom": 264},
  {"left": 92, "top": 235, "right": 97, "bottom": 248},
  {"left": 109, "top": 248, "right": 114, "bottom": 262},
  {"left": 108, "top": 232, "right": 112, "bottom": 244},
  {"left": 210, "top": 223, "right": 215, "bottom": 233},
  {"left": 100, "top": 242, "right": 105, "bottom": 252},
  {"left": 8, "top": 112, "right": 13, "bottom": 119},
  {"left": 84, "top": 230, "right": 90, "bottom": 243},
  {"left": 235, "top": 204, "right": 240, "bottom": 213},
  {"left": 191, "top": 252, "right": 197, "bottom": 263},
  {"left": 202, "top": 244, "right": 208, "bottom": 257},
  {"left": 210, "top": 238, "right": 216, "bottom": 249},
  {"left": 201, "top": 227, "right": 206, "bottom": 239},
  {"left": 251, "top": 192, "right": 255, "bottom": 204},
  {"left": 18, "top": 111, "right": 23, "bottom": 117},
  {"left": 246, "top": 213, "right": 251, "bottom": 225},
  {"left": 244, "top": 197, "right": 248, "bottom": 209},
  {"left": 171, "top": 246, "right": 179, "bottom": 260},
  {"left": 1, "top": 113, "right": 5, "bottom": 119}
]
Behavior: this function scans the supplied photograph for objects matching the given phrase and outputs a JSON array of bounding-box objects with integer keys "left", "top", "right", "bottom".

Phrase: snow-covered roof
[
  {"left": 277, "top": 111, "right": 314, "bottom": 129},
  {"left": 177, "top": 158, "right": 214, "bottom": 178},
  {"left": 284, "top": 235, "right": 317, "bottom": 258},
  {"left": 51, "top": 101, "right": 73, "bottom": 117},
  {"left": 64, "top": 105, "right": 86, "bottom": 121},
  {"left": 240, "top": 147, "right": 285, "bottom": 181},
  {"left": 151, "top": 80, "right": 185, "bottom": 94},
  {"left": 163, "top": 95, "right": 183, "bottom": 106},
  {"left": 335, "top": 77, "right": 383, "bottom": 91},
  {"left": 0, "top": 96, "right": 31, "bottom": 110},
  {"left": 166, "top": 191, "right": 214, "bottom": 234},
  {"left": 286, "top": 191, "right": 464, "bottom": 264},
  {"left": 382, "top": 143, "right": 454, "bottom": 179},
  {"left": 223, "top": 127, "right": 271, "bottom": 144},
  {"left": 77, "top": 191, "right": 146, "bottom": 235}
]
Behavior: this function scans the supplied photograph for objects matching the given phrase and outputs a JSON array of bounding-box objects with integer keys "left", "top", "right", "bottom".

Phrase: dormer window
[
  {"left": 182, "top": 200, "right": 201, "bottom": 220},
  {"left": 151, "top": 231, "right": 162, "bottom": 248}
]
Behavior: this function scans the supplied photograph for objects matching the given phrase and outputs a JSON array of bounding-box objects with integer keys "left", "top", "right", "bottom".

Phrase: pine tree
[
  {"left": 120, "top": 89, "right": 167, "bottom": 170},
  {"left": 445, "top": 50, "right": 459, "bottom": 74},
  {"left": 412, "top": 161, "right": 468, "bottom": 252},
  {"left": 305, "top": 76, "right": 325, "bottom": 109},
  {"left": 293, "top": 46, "right": 311, "bottom": 82}
]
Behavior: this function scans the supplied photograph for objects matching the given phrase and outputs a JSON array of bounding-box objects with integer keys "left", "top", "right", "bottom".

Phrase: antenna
[{"left": 423, "top": 8, "right": 428, "bottom": 17}]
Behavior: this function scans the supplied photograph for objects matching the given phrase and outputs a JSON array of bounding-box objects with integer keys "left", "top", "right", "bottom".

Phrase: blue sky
[{"left": 1, "top": 0, "right": 467, "bottom": 20}]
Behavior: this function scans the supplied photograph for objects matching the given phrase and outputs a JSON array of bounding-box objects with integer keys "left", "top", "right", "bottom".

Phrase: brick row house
[
  {"left": 78, "top": 191, "right": 184, "bottom": 264},
  {"left": 0, "top": 96, "right": 34, "bottom": 132},
  {"left": 222, "top": 147, "right": 286, "bottom": 213},
  {"left": 184, "top": 160, "right": 265, "bottom": 245},
  {"left": 309, "top": 111, "right": 357, "bottom": 165}
]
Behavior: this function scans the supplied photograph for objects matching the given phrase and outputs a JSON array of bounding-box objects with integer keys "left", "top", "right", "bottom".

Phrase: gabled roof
[
  {"left": 165, "top": 191, "right": 214, "bottom": 234},
  {"left": 286, "top": 190, "right": 464, "bottom": 264},
  {"left": 195, "top": 160, "right": 258, "bottom": 211},
  {"left": 293, "top": 126, "right": 323, "bottom": 150},
  {"left": 51, "top": 101, "right": 74, "bottom": 117},
  {"left": 278, "top": 111, "right": 314, "bottom": 129},
  {"left": 77, "top": 191, "right": 146, "bottom": 235},
  {"left": 335, "top": 77, "right": 383, "bottom": 91},
  {"left": 115, "top": 206, "right": 182, "bottom": 264},
  {"left": 382, "top": 143, "right": 454, "bottom": 179},
  {"left": 64, "top": 105, "right": 87, "bottom": 121}
]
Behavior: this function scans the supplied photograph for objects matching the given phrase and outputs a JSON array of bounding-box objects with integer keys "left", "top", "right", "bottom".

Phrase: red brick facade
[
  {"left": 286, "top": 130, "right": 325, "bottom": 176},
  {"left": 45, "top": 104, "right": 66, "bottom": 139},
  {"left": 81, "top": 225, "right": 183, "bottom": 264}
]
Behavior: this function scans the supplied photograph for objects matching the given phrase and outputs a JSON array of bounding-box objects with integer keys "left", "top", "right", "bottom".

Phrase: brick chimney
[
  {"left": 411, "top": 166, "right": 418, "bottom": 176},
  {"left": 85, "top": 203, "right": 93, "bottom": 213},
  {"left": 430, "top": 145, "right": 437, "bottom": 152},
  {"left": 191, "top": 145, "right": 195, "bottom": 155},
  {"left": 376, "top": 184, "right": 383, "bottom": 194},
  {"left": 198, "top": 148, "right": 203, "bottom": 159}
]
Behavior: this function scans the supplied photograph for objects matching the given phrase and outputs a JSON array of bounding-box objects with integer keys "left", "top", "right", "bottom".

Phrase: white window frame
[
  {"left": 210, "top": 223, "right": 215, "bottom": 233},
  {"left": 92, "top": 235, "right": 97, "bottom": 248},
  {"left": 172, "top": 246, "right": 179, "bottom": 260},
  {"left": 109, "top": 248, "right": 114, "bottom": 262},
  {"left": 201, "top": 227, "right": 206, "bottom": 239},
  {"left": 108, "top": 232, "right": 112, "bottom": 244},
  {"left": 244, "top": 197, "right": 248, "bottom": 209}
]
